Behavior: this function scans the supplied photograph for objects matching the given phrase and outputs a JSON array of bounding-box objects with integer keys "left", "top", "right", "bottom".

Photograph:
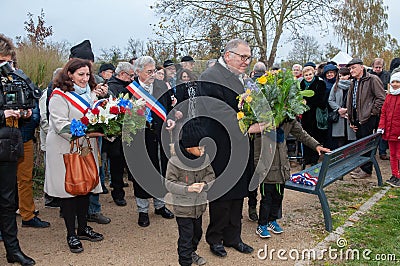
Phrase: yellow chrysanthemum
[
  {"left": 237, "top": 111, "right": 245, "bottom": 120},
  {"left": 245, "top": 96, "right": 252, "bottom": 103},
  {"left": 257, "top": 75, "right": 267, "bottom": 85},
  {"left": 245, "top": 89, "right": 251, "bottom": 94}
]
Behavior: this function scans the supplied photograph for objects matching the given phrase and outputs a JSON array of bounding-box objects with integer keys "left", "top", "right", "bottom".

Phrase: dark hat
[
  {"left": 181, "top": 55, "right": 194, "bottom": 62},
  {"left": 346, "top": 58, "right": 363, "bottom": 67},
  {"left": 70, "top": 40, "right": 94, "bottom": 62},
  {"left": 181, "top": 119, "right": 206, "bottom": 148},
  {"left": 163, "top": 59, "right": 175, "bottom": 68},
  {"left": 304, "top": 61, "right": 316, "bottom": 68},
  {"left": 99, "top": 63, "right": 115, "bottom": 73},
  {"left": 323, "top": 63, "right": 338, "bottom": 75}
]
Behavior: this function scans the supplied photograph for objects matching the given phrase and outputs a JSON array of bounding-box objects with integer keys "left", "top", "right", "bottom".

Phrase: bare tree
[
  {"left": 152, "top": 0, "right": 333, "bottom": 67},
  {"left": 287, "top": 35, "right": 322, "bottom": 66},
  {"left": 19, "top": 9, "right": 53, "bottom": 46}
]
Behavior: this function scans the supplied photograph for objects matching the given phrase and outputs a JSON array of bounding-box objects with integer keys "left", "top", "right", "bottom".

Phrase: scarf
[
  {"left": 389, "top": 86, "right": 400, "bottom": 95},
  {"left": 303, "top": 77, "right": 315, "bottom": 89},
  {"left": 73, "top": 83, "right": 93, "bottom": 105}
]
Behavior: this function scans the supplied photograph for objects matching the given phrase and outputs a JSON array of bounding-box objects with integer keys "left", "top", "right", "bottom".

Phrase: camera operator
[{"left": 0, "top": 34, "right": 35, "bottom": 266}]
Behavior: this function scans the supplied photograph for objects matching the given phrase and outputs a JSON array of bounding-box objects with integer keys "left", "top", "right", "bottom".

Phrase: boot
[
  {"left": 6, "top": 250, "right": 35, "bottom": 265},
  {"left": 1, "top": 211, "right": 35, "bottom": 265}
]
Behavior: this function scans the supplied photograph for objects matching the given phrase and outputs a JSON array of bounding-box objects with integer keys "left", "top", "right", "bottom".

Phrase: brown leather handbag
[{"left": 63, "top": 138, "right": 99, "bottom": 195}]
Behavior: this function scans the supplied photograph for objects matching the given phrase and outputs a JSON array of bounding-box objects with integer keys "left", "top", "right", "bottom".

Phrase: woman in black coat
[{"left": 300, "top": 66, "right": 327, "bottom": 165}]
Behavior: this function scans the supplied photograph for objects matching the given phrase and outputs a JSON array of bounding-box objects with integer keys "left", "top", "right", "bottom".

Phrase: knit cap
[
  {"left": 70, "top": 40, "right": 95, "bottom": 62},
  {"left": 181, "top": 119, "right": 206, "bottom": 148},
  {"left": 390, "top": 72, "right": 400, "bottom": 83}
]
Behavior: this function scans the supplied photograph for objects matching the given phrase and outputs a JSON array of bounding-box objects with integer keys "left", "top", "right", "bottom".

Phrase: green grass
[{"left": 323, "top": 188, "right": 400, "bottom": 265}]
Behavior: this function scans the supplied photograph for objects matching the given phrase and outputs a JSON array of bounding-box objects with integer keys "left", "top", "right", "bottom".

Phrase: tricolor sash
[
  {"left": 126, "top": 81, "right": 167, "bottom": 121},
  {"left": 51, "top": 89, "right": 90, "bottom": 114}
]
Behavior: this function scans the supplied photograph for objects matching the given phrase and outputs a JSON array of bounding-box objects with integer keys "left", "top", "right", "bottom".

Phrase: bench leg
[
  {"left": 371, "top": 157, "right": 383, "bottom": 186},
  {"left": 317, "top": 189, "right": 333, "bottom": 232}
]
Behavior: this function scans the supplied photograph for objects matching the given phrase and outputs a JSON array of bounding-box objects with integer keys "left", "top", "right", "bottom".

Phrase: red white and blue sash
[
  {"left": 51, "top": 89, "right": 90, "bottom": 114},
  {"left": 126, "top": 81, "right": 167, "bottom": 121}
]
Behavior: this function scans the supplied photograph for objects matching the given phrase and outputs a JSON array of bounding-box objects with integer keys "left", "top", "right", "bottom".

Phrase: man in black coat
[{"left": 198, "top": 39, "right": 254, "bottom": 257}]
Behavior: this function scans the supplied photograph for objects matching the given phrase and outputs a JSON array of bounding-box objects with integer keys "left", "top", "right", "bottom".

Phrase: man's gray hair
[
  {"left": 134, "top": 56, "right": 156, "bottom": 72},
  {"left": 253, "top": 62, "right": 266, "bottom": 73},
  {"left": 224, "top": 39, "right": 249, "bottom": 53},
  {"left": 115, "top": 62, "right": 134, "bottom": 75},
  {"left": 292, "top": 64, "right": 302, "bottom": 71}
]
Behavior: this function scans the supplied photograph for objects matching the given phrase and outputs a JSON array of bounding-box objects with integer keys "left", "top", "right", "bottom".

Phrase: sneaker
[
  {"left": 87, "top": 213, "right": 111, "bottom": 224},
  {"left": 351, "top": 170, "right": 372, "bottom": 179},
  {"left": 256, "top": 225, "right": 271, "bottom": 238},
  {"left": 22, "top": 216, "right": 50, "bottom": 228},
  {"left": 386, "top": 176, "right": 397, "bottom": 184},
  {"left": 388, "top": 177, "right": 400, "bottom": 188},
  {"left": 77, "top": 226, "right": 104, "bottom": 242},
  {"left": 349, "top": 167, "right": 362, "bottom": 176},
  {"left": 192, "top": 252, "right": 207, "bottom": 265},
  {"left": 67, "top": 235, "right": 83, "bottom": 253},
  {"left": 248, "top": 206, "right": 258, "bottom": 222},
  {"left": 267, "top": 220, "right": 283, "bottom": 234}
]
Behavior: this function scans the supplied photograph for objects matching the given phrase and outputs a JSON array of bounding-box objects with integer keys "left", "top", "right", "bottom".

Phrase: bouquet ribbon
[{"left": 290, "top": 172, "right": 318, "bottom": 186}]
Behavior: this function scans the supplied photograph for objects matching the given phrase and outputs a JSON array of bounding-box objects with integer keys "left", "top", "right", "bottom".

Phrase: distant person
[
  {"left": 165, "top": 119, "right": 215, "bottom": 266},
  {"left": 378, "top": 72, "right": 400, "bottom": 188},
  {"left": 346, "top": 58, "right": 385, "bottom": 179},
  {"left": 163, "top": 59, "right": 177, "bottom": 91},
  {"left": 95, "top": 63, "right": 115, "bottom": 84},
  {"left": 292, "top": 64, "right": 303, "bottom": 81},
  {"left": 180, "top": 56, "right": 195, "bottom": 72},
  {"left": 368, "top": 58, "right": 390, "bottom": 161},
  {"left": 252, "top": 62, "right": 266, "bottom": 80},
  {"left": 206, "top": 59, "right": 217, "bottom": 69}
]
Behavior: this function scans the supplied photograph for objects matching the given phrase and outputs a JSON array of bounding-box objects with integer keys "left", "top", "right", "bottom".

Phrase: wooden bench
[{"left": 285, "top": 133, "right": 383, "bottom": 232}]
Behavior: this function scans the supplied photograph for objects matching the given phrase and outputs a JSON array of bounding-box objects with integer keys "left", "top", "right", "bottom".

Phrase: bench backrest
[{"left": 315, "top": 133, "right": 381, "bottom": 190}]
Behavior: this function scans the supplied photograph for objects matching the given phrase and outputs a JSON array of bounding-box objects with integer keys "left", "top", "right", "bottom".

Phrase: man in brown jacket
[{"left": 346, "top": 58, "right": 386, "bottom": 178}]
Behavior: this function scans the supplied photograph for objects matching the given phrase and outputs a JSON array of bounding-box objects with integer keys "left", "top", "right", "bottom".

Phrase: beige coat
[{"left": 44, "top": 91, "right": 102, "bottom": 198}]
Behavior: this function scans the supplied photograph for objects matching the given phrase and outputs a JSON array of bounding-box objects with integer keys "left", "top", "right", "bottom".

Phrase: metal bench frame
[{"left": 285, "top": 133, "right": 383, "bottom": 232}]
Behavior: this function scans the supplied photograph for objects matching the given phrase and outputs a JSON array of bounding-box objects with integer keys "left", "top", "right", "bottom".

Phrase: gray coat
[
  {"left": 165, "top": 154, "right": 215, "bottom": 219},
  {"left": 328, "top": 80, "right": 356, "bottom": 140},
  {"left": 44, "top": 90, "right": 102, "bottom": 198}
]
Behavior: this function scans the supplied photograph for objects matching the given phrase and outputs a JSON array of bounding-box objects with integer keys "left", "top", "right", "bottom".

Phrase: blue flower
[
  {"left": 118, "top": 98, "right": 133, "bottom": 109},
  {"left": 70, "top": 119, "right": 87, "bottom": 137},
  {"left": 145, "top": 107, "right": 153, "bottom": 123},
  {"left": 246, "top": 80, "right": 259, "bottom": 92}
]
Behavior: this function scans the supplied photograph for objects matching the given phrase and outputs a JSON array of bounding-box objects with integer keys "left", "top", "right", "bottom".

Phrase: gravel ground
[{"left": 0, "top": 158, "right": 391, "bottom": 266}]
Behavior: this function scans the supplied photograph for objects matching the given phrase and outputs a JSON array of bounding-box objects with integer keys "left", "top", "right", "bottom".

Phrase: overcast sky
[{"left": 1, "top": 0, "right": 399, "bottom": 61}]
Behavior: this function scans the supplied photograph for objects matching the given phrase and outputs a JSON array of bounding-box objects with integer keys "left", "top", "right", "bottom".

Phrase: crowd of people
[{"left": 1, "top": 32, "right": 400, "bottom": 266}]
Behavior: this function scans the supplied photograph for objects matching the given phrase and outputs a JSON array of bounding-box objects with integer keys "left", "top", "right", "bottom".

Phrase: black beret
[
  {"left": 346, "top": 58, "right": 363, "bottom": 67},
  {"left": 181, "top": 55, "right": 194, "bottom": 62},
  {"left": 163, "top": 60, "right": 175, "bottom": 68},
  {"left": 99, "top": 63, "right": 115, "bottom": 73},
  {"left": 304, "top": 61, "right": 316, "bottom": 68},
  {"left": 70, "top": 40, "right": 94, "bottom": 62}
]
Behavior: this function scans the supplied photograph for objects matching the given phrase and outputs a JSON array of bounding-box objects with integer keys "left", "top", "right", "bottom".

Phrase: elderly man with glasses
[{"left": 198, "top": 38, "right": 254, "bottom": 258}]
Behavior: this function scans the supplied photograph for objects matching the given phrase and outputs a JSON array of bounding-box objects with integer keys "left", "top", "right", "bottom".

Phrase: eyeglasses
[
  {"left": 144, "top": 69, "right": 157, "bottom": 75},
  {"left": 124, "top": 72, "right": 135, "bottom": 78},
  {"left": 0, "top": 60, "right": 14, "bottom": 65},
  {"left": 229, "top": 51, "right": 252, "bottom": 62}
]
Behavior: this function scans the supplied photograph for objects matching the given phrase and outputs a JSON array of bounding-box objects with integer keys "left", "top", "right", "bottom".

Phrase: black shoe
[
  {"left": 209, "top": 243, "right": 227, "bottom": 257},
  {"left": 114, "top": 198, "right": 127, "bottom": 207},
  {"left": 67, "top": 235, "right": 83, "bottom": 253},
  {"left": 138, "top": 212, "right": 150, "bottom": 227},
  {"left": 225, "top": 242, "right": 254, "bottom": 254},
  {"left": 6, "top": 250, "right": 35, "bottom": 266},
  {"left": 380, "top": 154, "right": 389, "bottom": 160},
  {"left": 87, "top": 213, "right": 111, "bottom": 224},
  {"left": 154, "top": 206, "right": 174, "bottom": 219},
  {"left": 22, "top": 216, "right": 50, "bottom": 228},
  {"left": 123, "top": 182, "right": 129, "bottom": 187},
  {"left": 45, "top": 200, "right": 60, "bottom": 208},
  {"left": 77, "top": 226, "right": 104, "bottom": 242},
  {"left": 101, "top": 184, "right": 109, "bottom": 194}
]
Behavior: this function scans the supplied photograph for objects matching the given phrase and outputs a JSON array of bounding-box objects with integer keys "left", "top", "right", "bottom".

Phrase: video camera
[{"left": 0, "top": 61, "right": 42, "bottom": 110}]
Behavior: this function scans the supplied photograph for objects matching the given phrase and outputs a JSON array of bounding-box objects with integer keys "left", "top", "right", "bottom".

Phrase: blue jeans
[
  {"left": 88, "top": 194, "right": 101, "bottom": 215},
  {"left": 135, "top": 197, "right": 164, "bottom": 213},
  {"left": 379, "top": 138, "right": 389, "bottom": 156}
]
